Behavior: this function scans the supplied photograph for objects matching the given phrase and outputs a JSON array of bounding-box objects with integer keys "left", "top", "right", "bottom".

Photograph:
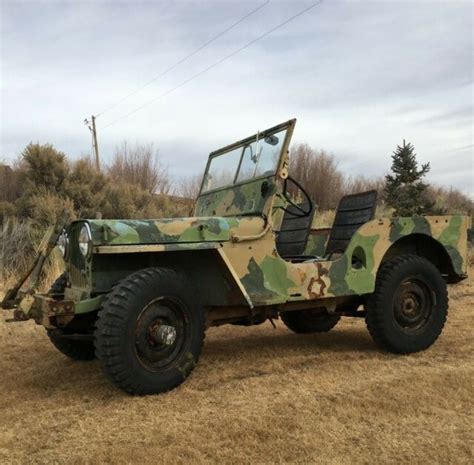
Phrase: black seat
[
  {"left": 325, "top": 190, "right": 378, "bottom": 256},
  {"left": 276, "top": 200, "right": 315, "bottom": 259},
  {"left": 276, "top": 190, "right": 378, "bottom": 262}
]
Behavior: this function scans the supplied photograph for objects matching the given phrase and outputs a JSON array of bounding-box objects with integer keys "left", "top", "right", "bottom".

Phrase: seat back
[
  {"left": 276, "top": 201, "right": 315, "bottom": 258},
  {"left": 325, "top": 190, "right": 378, "bottom": 256}
]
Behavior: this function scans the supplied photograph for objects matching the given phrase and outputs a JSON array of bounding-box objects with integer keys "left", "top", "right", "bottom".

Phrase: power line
[
  {"left": 102, "top": 1, "right": 323, "bottom": 130},
  {"left": 95, "top": 0, "right": 271, "bottom": 117}
]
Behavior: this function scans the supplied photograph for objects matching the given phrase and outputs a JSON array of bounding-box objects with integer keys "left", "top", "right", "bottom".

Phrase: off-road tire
[
  {"left": 365, "top": 254, "right": 448, "bottom": 354},
  {"left": 95, "top": 267, "right": 205, "bottom": 395},
  {"left": 46, "top": 274, "right": 96, "bottom": 361},
  {"left": 281, "top": 310, "right": 340, "bottom": 334}
]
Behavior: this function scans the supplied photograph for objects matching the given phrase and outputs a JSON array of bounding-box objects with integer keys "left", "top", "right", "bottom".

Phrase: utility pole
[{"left": 85, "top": 115, "right": 100, "bottom": 171}]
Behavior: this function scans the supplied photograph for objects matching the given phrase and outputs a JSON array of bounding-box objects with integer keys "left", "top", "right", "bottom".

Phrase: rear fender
[{"left": 329, "top": 215, "right": 469, "bottom": 295}]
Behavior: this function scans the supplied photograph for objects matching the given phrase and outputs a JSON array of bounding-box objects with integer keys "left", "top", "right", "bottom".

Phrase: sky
[{"left": 1, "top": 0, "right": 473, "bottom": 196}]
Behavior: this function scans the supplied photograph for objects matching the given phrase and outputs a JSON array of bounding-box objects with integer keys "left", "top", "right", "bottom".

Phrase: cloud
[{"left": 1, "top": 0, "right": 472, "bottom": 195}]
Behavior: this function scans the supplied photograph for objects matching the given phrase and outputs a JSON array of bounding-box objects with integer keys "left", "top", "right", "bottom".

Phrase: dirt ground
[{"left": 0, "top": 270, "right": 472, "bottom": 465}]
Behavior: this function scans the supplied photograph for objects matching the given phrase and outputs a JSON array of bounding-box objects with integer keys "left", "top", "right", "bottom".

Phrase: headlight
[
  {"left": 57, "top": 230, "right": 69, "bottom": 258},
  {"left": 78, "top": 224, "right": 92, "bottom": 257}
]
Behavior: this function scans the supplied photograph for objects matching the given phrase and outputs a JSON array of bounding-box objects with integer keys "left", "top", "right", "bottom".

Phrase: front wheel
[
  {"left": 95, "top": 268, "right": 205, "bottom": 395},
  {"left": 365, "top": 255, "right": 448, "bottom": 354}
]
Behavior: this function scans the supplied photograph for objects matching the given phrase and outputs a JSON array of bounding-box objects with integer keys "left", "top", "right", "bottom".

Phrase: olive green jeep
[{"left": 2, "top": 119, "right": 470, "bottom": 395}]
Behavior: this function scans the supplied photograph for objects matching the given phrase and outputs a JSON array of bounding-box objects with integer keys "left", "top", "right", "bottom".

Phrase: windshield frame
[{"left": 198, "top": 119, "right": 296, "bottom": 196}]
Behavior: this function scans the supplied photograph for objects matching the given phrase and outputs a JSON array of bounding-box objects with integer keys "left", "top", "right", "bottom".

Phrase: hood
[{"left": 85, "top": 217, "right": 245, "bottom": 246}]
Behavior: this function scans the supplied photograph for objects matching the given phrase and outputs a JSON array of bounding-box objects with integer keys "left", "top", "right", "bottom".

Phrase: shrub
[
  {"left": 18, "top": 143, "right": 69, "bottom": 195},
  {"left": 0, "top": 219, "right": 35, "bottom": 283},
  {"left": 16, "top": 191, "right": 75, "bottom": 228},
  {"left": 108, "top": 142, "right": 170, "bottom": 194},
  {"left": 0, "top": 201, "right": 17, "bottom": 222},
  {"left": 66, "top": 157, "right": 108, "bottom": 217},
  {"left": 0, "top": 218, "right": 64, "bottom": 290}
]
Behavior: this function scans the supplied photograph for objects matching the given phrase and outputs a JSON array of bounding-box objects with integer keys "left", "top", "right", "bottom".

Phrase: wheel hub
[
  {"left": 134, "top": 298, "right": 187, "bottom": 371},
  {"left": 153, "top": 324, "right": 177, "bottom": 346}
]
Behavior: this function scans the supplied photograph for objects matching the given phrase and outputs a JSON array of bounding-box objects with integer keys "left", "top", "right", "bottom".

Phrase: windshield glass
[{"left": 201, "top": 127, "right": 287, "bottom": 193}]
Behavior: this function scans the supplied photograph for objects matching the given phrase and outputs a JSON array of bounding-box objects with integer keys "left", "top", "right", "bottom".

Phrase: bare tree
[
  {"left": 345, "top": 174, "right": 385, "bottom": 197},
  {"left": 0, "top": 164, "right": 16, "bottom": 202},
  {"left": 175, "top": 173, "right": 203, "bottom": 201},
  {"left": 290, "top": 143, "right": 345, "bottom": 210},
  {"left": 425, "top": 185, "right": 473, "bottom": 215},
  {"left": 109, "top": 142, "right": 170, "bottom": 194}
]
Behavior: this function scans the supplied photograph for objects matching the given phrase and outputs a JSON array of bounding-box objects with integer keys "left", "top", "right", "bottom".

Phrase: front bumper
[{"left": 3, "top": 292, "right": 103, "bottom": 329}]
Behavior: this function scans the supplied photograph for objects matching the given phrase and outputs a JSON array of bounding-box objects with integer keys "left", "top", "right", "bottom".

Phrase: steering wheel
[{"left": 281, "top": 176, "right": 313, "bottom": 218}]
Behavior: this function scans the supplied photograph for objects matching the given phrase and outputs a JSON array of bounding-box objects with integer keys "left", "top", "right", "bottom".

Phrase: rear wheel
[
  {"left": 281, "top": 309, "right": 340, "bottom": 334},
  {"left": 365, "top": 254, "right": 448, "bottom": 354},
  {"left": 95, "top": 267, "right": 205, "bottom": 395},
  {"left": 46, "top": 274, "right": 95, "bottom": 361}
]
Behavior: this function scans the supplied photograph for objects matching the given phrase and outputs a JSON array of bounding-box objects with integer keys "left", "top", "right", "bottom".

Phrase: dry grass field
[{"left": 0, "top": 269, "right": 473, "bottom": 465}]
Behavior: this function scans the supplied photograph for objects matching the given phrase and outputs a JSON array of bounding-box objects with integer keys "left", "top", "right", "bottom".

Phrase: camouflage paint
[
  {"left": 20, "top": 212, "right": 466, "bottom": 328},
  {"left": 304, "top": 228, "right": 331, "bottom": 257},
  {"left": 194, "top": 177, "right": 276, "bottom": 217},
  {"left": 86, "top": 216, "right": 264, "bottom": 246},
  {"left": 79, "top": 214, "right": 469, "bottom": 309},
  {"left": 5, "top": 118, "right": 469, "bottom": 329},
  {"left": 221, "top": 215, "right": 469, "bottom": 306}
]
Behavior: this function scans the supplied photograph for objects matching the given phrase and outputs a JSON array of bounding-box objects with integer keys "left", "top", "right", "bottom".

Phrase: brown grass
[{"left": 0, "top": 270, "right": 473, "bottom": 465}]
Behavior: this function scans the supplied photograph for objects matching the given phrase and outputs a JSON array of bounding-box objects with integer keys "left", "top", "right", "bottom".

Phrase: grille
[{"left": 69, "top": 265, "right": 88, "bottom": 289}]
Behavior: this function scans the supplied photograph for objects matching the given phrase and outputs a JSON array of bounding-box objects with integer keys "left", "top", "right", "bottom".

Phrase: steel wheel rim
[
  {"left": 393, "top": 278, "right": 433, "bottom": 333},
  {"left": 134, "top": 297, "right": 188, "bottom": 372}
]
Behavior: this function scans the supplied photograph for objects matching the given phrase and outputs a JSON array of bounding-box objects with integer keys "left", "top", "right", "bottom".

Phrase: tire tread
[
  {"left": 365, "top": 254, "right": 448, "bottom": 354},
  {"left": 95, "top": 267, "right": 205, "bottom": 395}
]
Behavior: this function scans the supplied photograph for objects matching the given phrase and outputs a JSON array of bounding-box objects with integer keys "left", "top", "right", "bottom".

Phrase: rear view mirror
[{"left": 264, "top": 134, "right": 279, "bottom": 146}]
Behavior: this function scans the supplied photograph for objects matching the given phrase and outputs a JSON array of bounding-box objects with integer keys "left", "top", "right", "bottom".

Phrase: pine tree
[{"left": 385, "top": 140, "right": 432, "bottom": 216}]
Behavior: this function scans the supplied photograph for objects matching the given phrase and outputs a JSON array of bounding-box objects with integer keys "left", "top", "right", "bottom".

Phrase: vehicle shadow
[
  {"left": 8, "top": 324, "right": 383, "bottom": 398},
  {"left": 204, "top": 324, "right": 378, "bottom": 356}
]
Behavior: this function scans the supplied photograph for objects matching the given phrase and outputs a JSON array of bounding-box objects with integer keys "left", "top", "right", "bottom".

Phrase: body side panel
[{"left": 220, "top": 215, "right": 468, "bottom": 307}]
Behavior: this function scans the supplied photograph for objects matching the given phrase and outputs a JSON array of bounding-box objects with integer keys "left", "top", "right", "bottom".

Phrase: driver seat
[{"left": 275, "top": 200, "right": 315, "bottom": 259}]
